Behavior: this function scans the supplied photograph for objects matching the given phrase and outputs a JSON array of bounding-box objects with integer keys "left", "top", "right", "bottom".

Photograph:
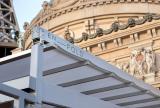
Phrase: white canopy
[{"left": 0, "top": 27, "right": 160, "bottom": 108}]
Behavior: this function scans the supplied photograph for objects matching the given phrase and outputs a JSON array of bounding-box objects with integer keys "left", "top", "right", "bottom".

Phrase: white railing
[{"left": 0, "top": 83, "right": 35, "bottom": 108}]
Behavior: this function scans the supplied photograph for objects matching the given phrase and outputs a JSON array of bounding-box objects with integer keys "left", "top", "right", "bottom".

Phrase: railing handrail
[{"left": 0, "top": 83, "right": 35, "bottom": 103}]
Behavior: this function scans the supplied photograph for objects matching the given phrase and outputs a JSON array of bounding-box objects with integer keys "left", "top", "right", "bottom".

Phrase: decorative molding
[
  {"left": 64, "top": 14, "right": 160, "bottom": 43},
  {"left": 79, "top": 20, "right": 160, "bottom": 48}
]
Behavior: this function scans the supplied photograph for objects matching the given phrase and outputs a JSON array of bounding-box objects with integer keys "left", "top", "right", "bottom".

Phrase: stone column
[
  {"left": 102, "top": 42, "right": 106, "bottom": 51},
  {"left": 134, "top": 33, "right": 139, "bottom": 41},
  {"left": 98, "top": 43, "right": 102, "bottom": 51},
  {"left": 147, "top": 29, "right": 152, "bottom": 37},
  {"left": 152, "top": 28, "right": 157, "bottom": 37},
  {"left": 130, "top": 34, "right": 135, "bottom": 43},
  {"left": 117, "top": 38, "right": 122, "bottom": 46},
  {"left": 114, "top": 39, "right": 118, "bottom": 47}
]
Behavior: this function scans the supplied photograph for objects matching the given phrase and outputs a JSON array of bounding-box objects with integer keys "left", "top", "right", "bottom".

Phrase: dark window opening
[
  {"left": 0, "top": 101, "right": 13, "bottom": 108},
  {"left": 0, "top": 47, "right": 14, "bottom": 58}
]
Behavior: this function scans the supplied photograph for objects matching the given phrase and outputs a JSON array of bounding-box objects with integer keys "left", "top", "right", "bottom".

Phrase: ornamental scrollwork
[
  {"left": 128, "top": 18, "right": 136, "bottom": 27},
  {"left": 111, "top": 22, "right": 119, "bottom": 32},
  {"left": 96, "top": 28, "right": 103, "bottom": 37},
  {"left": 64, "top": 14, "right": 160, "bottom": 43}
]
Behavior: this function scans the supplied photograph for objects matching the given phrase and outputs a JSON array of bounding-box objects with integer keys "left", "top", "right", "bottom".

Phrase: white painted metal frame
[
  {"left": 31, "top": 27, "right": 160, "bottom": 108},
  {"left": 30, "top": 27, "right": 122, "bottom": 108},
  {"left": 0, "top": 83, "right": 35, "bottom": 108}
]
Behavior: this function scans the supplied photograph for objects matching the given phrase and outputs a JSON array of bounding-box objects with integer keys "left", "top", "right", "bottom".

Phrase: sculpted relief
[
  {"left": 64, "top": 26, "right": 75, "bottom": 43},
  {"left": 116, "top": 47, "right": 156, "bottom": 77},
  {"left": 130, "top": 48, "right": 146, "bottom": 75}
]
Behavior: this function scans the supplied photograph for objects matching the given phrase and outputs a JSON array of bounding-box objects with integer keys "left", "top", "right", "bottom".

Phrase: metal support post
[
  {"left": 30, "top": 43, "right": 44, "bottom": 108},
  {"left": 14, "top": 97, "right": 25, "bottom": 108}
]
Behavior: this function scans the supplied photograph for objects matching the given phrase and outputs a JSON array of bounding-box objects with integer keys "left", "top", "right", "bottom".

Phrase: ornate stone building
[{"left": 23, "top": 0, "right": 160, "bottom": 89}]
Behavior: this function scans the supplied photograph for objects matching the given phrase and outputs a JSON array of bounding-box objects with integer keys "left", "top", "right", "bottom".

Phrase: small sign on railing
[{"left": 32, "top": 26, "right": 85, "bottom": 59}]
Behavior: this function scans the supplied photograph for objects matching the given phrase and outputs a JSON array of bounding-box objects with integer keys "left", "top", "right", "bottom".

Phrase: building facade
[{"left": 23, "top": 0, "right": 160, "bottom": 89}]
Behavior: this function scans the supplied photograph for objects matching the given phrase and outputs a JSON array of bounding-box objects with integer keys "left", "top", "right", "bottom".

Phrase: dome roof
[
  {"left": 29, "top": 0, "right": 160, "bottom": 32},
  {"left": 37, "top": 0, "right": 160, "bottom": 29},
  {"left": 24, "top": 0, "right": 160, "bottom": 49}
]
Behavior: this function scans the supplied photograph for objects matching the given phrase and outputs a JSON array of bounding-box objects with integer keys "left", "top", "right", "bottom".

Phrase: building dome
[{"left": 24, "top": 0, "right": 160, "bottom": 49}]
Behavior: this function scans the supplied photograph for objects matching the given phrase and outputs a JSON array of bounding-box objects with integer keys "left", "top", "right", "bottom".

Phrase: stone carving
[
  {"left": 42, "top": 1, "right": 50, "bottom": 10},
  {"left": 71, "top": 14, "right": 160, "bottom": 43},
  {"left": 115, "top": 61, "right": 123, "bottom": 70},
  {"left": 143, "top": 13, "right": 154, "bottom": 22},
  {"left": 111, "top": 22, "right": 119, "bottom": 32},
  {"left": 96, "top": 28, "right": 103, "bottom": 37},
  {"left": 82, "top": 32, "right": 88, "bottom": 41},
  {"left": 64, "top": 26, "right": 75, "bottom": 43},
  {"left": 16, "top": 33, "right": 24, "bottom": 49},
  {"left": 115, "top": 48, "right": 156, "bottom": 76},
  {"left": 132, "top": 48, "right": 146, "bottom": 75},
  {"left": 129, "top": 51, "right": 137, "bottom": 75},
  {"left": 145, "top": 48, "right": 156, "bottom": 74},
  {"left": 123, "top": 63, "right": 129, "bottom": 73},
  {"left": 23, "top": 22, "right": 30, "bottom": 30},
  {"left": 115, "top": 61, "right": 129, "bottom": 73},
  {"left": 129, "top": 48, "right": 156, "bottom": 76},
  {"left": 128, "top": 18, "right": 136, "bottom": 27}
]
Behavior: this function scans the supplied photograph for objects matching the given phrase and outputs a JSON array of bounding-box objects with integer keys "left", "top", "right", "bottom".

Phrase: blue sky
[{"left": 13, "top": 0, "right": 50, "bottom": 32}]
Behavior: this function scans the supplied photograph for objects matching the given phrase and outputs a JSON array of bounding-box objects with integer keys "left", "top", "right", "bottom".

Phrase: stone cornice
[{"left": 93, "top": 37, "right": 160, "bottom": 63}]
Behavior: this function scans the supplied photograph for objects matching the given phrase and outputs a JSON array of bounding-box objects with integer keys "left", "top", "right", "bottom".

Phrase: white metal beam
[
  {"left": 30, "top": 44, "right": 44, "bottom": 108},
  {"left": 0, "top": 83, "right": 35, "bottom": 103},
  {"left": 59, "top": 73, "right": 112, "bottom": 87}
]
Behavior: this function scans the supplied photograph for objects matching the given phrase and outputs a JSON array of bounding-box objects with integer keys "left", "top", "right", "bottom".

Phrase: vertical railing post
[
  {"left": 30, "top": 43, "right": 44, "bottom": 108},
  {"left": 14, "top": 97, "right": 24, "bottom": 108}
]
